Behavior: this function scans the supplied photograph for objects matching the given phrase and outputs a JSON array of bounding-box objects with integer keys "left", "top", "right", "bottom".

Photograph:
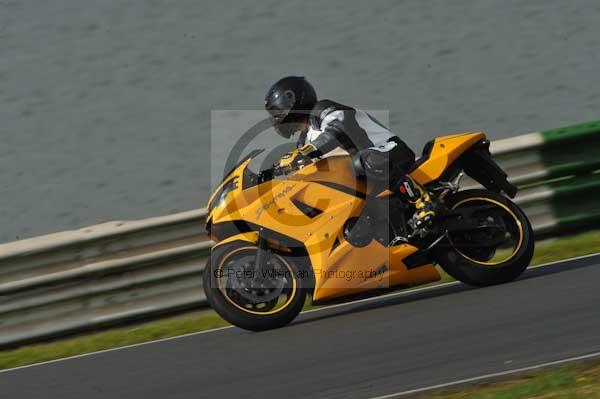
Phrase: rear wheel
[
  {"left": 434, "top": 189, "right": 534, "bottom": 286},
  {"left": 203, "top": 241, "right": 308, "bottom": 331}
]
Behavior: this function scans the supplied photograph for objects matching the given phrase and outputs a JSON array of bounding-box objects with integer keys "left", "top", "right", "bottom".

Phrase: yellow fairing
[
  {"left": 210, "top": 156, "right": 364, "bottom": 244},
  {"left": 208, "top": 155, "right": 441, "bottom": 303},
  {"left": 206, "top": 158, "right": 252, "bottom": 212},
  {"left": 410, "top": 132, "right": 484, "bottom": 184},
  {"left": 310, "top": 239, "right": 440, "bottom": 302}
]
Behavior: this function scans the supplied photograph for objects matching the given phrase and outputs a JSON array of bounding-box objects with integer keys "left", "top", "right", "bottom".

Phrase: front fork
[{"left": 251, "top": 228, "right": 270, "bottom": 289}]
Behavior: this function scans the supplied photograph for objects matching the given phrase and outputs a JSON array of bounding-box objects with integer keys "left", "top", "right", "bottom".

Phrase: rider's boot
[{"left": 395, "top": 175, "right": 437, "bottom": 231}]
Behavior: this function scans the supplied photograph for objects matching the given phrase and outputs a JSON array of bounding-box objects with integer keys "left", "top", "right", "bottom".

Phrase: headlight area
[{"left": 207, "top": 177, "right": 238, "bottom": 213}]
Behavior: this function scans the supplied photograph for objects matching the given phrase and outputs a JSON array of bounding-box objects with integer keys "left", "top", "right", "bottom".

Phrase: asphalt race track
[{"left": 1, "top": 255, "right": 599, "bottom": 399}]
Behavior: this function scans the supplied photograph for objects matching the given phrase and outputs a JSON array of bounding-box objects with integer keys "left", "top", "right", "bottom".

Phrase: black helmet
[{"left": 264, "top": 76, "right": 317, "bottom": 138}]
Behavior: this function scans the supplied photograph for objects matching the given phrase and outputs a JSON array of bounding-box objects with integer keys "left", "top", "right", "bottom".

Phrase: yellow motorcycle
[{"left": 203, "top": 132, "right": 534, "bottom": 331}]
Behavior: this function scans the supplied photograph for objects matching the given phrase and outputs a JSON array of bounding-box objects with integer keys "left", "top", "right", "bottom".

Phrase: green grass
[
  {"left": 421, "top": 358, "right": 600, "bottom": 399},
  {"left": 0, "top": 229, "right": 599, "bottom": 372},
  {"left": 530, "top": 229, "right": 600, "bottom": 265}
]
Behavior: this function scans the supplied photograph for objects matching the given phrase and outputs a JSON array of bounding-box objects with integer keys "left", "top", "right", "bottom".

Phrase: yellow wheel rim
[
  {"left": 216, "top": 247, "right": 298, "bottom": 315},
  {"left": 449, "top": 197, "right": 524, "bottom": 266}
]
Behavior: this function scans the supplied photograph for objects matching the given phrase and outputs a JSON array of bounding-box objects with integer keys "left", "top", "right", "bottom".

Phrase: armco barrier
[
  {"left": 0, "top": 120, "right": 599, "bottom": 348},
  {"left": 0, "top": 210, "right": 210, "bottom": 347},
  {"left": 483, "top": 120, "right": 600, "bottom": 233}
]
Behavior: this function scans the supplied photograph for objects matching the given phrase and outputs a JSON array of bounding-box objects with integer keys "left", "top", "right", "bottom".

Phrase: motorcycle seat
[{"left": 407, "top": 139, "right": 434, "bottom": 173}]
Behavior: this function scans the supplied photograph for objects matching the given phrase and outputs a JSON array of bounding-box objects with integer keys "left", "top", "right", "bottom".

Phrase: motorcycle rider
[{"left": 264, "top": 75, "right": 436, "bottom": 240}]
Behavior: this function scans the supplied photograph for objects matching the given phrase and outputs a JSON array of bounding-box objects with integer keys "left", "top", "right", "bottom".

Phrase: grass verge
[
  {"left": 419, "top": 357, "right": 600, "bottom": 399},
  {"left": 0, "top": 230, "right": 599, "bottom": 372}
]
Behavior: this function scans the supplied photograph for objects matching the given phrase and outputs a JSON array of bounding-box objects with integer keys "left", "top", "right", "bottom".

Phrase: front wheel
[
  {"left": 434, "top": 189, "right": 534, "bottom": 286},
  {"left": 203, "top": 241, "right": 308, "bottom": 331}
]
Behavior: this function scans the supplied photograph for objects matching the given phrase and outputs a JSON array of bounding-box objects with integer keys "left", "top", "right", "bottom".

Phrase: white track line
[
  {"left": 1, "top": 252, "right": 598, "bottom": 375},
  {"left": 0, "top": 325, "right": 234, "bottom": 375},
  {"left": 366, "top": 351, "right": 600, "bottom": 399}
]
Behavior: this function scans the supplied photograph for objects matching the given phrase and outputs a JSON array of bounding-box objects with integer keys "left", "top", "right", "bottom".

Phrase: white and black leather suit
[{"left": 299, "top": 100, "right": 415, "bottom": 190}]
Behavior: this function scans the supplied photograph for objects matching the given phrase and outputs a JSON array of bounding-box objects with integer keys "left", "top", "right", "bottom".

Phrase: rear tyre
[
  {"left": 434, "top": 189, "right": 534, "bottom": 286},
  {"left": 203, "top": 241, "right": 308, "bottom": 331}
]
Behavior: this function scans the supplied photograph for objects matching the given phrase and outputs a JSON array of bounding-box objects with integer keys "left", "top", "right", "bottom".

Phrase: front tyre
[
  {"left": 203, "top": 241, "right": 308, "bottom": 331},
  {"left": 435, "top": 189, "right": 534, "bottom": 286}
]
